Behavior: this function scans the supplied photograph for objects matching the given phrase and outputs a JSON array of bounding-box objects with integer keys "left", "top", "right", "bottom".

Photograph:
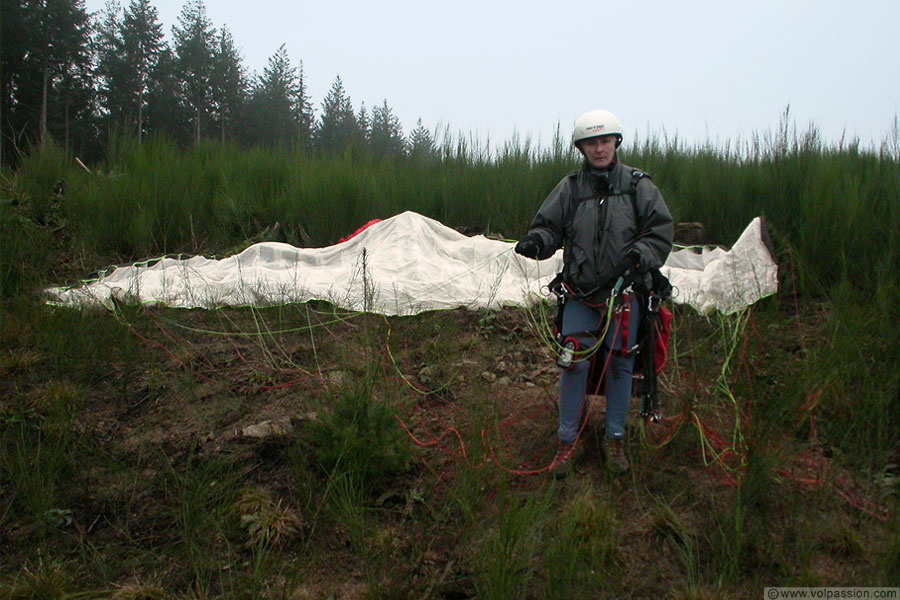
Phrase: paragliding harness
[{"left": 548, "top": 169, "right": 673, "bottom": 422}]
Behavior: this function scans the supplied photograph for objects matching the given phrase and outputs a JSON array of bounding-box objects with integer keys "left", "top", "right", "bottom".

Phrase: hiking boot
[
  {"left": 550, "top": 442, "right": 578, "bottom": 478},
  {"left": 602, "top": 436, "right": 630, "bottom": 474}
]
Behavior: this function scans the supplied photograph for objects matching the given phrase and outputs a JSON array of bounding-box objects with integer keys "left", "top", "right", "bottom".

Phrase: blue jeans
[{"left": 557, "top": 295, "right": 639, "bottom": 444}]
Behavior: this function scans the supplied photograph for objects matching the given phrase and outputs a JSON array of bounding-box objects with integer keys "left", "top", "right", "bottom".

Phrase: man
[{"left": 515, "top": 109, "right": 674, "bottom": 476}]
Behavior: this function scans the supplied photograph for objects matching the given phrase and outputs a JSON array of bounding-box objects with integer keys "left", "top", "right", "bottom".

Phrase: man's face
[{"left": 579, "top": 135, "right": 618, "bottom": 169}]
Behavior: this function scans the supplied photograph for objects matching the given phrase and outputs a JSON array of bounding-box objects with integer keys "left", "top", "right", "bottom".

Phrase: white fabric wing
[
  {"left": 45, "top": 211, "right": 777, "bottom": 316},
  {"left": 662, "top": 217, "right": 778, "bottom": 314}
]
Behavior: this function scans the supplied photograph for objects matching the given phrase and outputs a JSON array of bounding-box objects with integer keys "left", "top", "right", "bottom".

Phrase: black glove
[
  {"left": 614, "top": 251, "right": 641, "bottom": 290},
  {"left": 515, "top": 233, "right": 543, "bottom": 259}
]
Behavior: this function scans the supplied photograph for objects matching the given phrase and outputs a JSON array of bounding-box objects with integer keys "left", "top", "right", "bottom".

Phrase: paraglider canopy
[{"left": 45, "top": 211, "right": 777, "bottom": 316}]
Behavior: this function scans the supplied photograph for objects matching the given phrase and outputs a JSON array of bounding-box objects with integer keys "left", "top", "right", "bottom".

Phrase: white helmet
[{"left": 572, "top": 110, "right": 623, "bottom": 146}]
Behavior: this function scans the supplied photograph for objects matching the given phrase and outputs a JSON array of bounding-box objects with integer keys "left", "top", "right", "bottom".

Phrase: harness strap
[{"left": 618, "top": 294, "right": 631, "bottom": 357}]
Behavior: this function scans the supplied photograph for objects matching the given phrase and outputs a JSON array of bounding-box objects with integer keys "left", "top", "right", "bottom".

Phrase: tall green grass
[
  {"left": 5, "top": 122, "right": 897, "bottom": 291},
  {"left": 5, "top": 130, "right": 573, "bottom": 269},
  {"left": 162, "top": 443, "right": 241, "bottom": 594}
]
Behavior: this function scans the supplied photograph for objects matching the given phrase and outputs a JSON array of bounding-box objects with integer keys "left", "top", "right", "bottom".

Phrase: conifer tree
[
  {"left": 245, "top": 44, "right": 308, "bottom": 147},
  {"left": 144, "top": 46, "right": 186, "bottom": 143},
  {"left": 172, "top": 0, "right": 215, "bottom": 145},
  {"left": 408, "top": 118, "right": 436, "bottom": 160},
  {"left": 209, "top": 26, "right": 245, "bottom": 142},
  {"left": 95, "top": 0, "right": 165, "bottom": 143},
  {"left": 0, "top": 0, "right": 30, "bottom": 165},
  {"left": 356, "top": 102, "right": 370, "bottom": 142},
  {"left": 2, "top": 0, "right": 94, "bottom": 155},
  {"left": 52, "top": 30, "right": 95, "bottom": 153},
  {"left": 94, "top": 1, "right": 127, "bottom": 129},
  {"left": 294, "top": 59, "right": 314, "bottom": 149},
  {"left": 315, "top": 75, "right": 359, "bottom": 154},
  {"left": 369, "top": 98, "right": 405, "bottom": 157},
  {"left": 121, "top": 0, "right": 163, "bottom": 143}
]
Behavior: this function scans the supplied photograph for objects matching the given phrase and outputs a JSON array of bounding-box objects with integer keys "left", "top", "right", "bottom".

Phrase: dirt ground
[{"left": 2, "top": 296, "right": 896, "bottom": 598}]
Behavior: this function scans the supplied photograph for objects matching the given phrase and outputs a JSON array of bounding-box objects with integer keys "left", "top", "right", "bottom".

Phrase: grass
[
  {"left": 1, "top": 299, "right": 897, "bottom": 597},
  {"left": 541, "top": 485, "right": 619, "bottom": 598},
  {"left": 472, "top": 483, "right": 553, "bottom": 600},
  {"left": 2, "top": 124, "right": 899, "bottom": 596}
]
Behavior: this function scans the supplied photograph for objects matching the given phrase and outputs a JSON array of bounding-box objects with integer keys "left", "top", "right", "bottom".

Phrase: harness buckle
[
  {"left": 613, "top": 293, "right": 630, "bottom": 314},
  {"left": 640, "top": 394, "right": 662, "bottom": 422},
  {"left": 641, "top": 408, "right": 662, "bottom": 423},
  {"left": 556, "top": 338, "right": 579, "bottom": 369}
]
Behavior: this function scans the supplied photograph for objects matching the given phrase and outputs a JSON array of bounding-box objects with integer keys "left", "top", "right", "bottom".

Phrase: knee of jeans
[
  {"left": 610, "top": 353, "right": 635, "bottom": 374},
  {"left": 563, "top": 358, "right": 590, "bottom": 375}
]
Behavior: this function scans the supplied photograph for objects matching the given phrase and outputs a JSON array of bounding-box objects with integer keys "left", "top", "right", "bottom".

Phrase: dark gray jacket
[{"left": 526, "top": 159, "right": 674, "bottom": 297}]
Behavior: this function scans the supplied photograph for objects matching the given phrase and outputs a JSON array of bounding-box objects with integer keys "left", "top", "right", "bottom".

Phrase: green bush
[{"left": 305, "top": 384, "right": 413, "bottom": 492}]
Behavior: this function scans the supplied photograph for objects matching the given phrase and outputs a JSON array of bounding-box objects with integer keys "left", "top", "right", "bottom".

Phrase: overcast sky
[{"left": 83, "top": 0, "right": 900, "bottom": 149}]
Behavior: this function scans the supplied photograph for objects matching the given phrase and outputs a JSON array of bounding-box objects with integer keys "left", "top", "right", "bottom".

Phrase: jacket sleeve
[
  {"left": 524, "top": 177, "right": 569, "bottom": 260},
  {"left": 630, "top": 178, "right": 674, "bottom": 270}
]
